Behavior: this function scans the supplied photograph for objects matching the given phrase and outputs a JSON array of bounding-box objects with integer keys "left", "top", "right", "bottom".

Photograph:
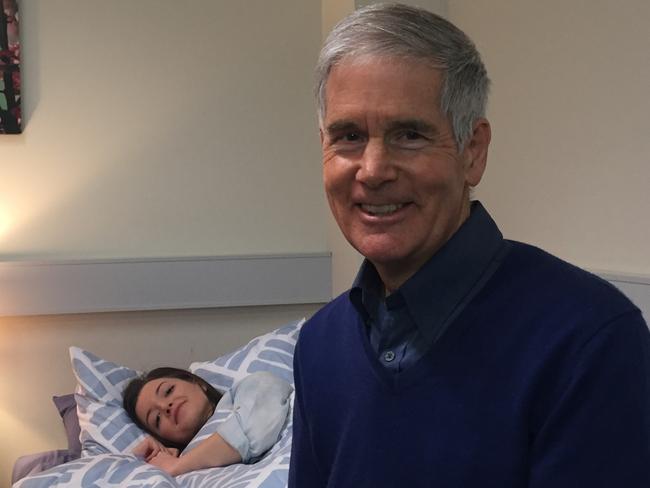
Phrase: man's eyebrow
[
  {"left": 324, "top": 120, "right": 360, "bottom": 134},
  {"left": 386, "top": 119, "right": 437, "bottom": 135}
]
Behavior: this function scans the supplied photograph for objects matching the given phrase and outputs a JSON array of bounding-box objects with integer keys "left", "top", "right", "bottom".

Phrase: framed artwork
[{"left": 0, "top": 0, "right": 20, "bottom": 134}]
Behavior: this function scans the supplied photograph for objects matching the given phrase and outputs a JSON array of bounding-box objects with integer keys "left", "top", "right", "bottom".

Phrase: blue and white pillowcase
[
  {"left": 70, "top": 348, "right": 147, "bottom": 456},
  {"left": 190, "top": 318, "right": 304, "bottom": 391},
  {"left": 69, "top": 318, "right": 304, "bottom": 457}
]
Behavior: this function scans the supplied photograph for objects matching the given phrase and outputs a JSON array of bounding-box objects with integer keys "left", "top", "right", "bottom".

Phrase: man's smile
[{"left": 359, "top": 203, "right": 407, "bottom": 216}]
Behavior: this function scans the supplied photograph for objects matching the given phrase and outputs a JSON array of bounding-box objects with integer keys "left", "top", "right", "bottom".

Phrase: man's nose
[{"left": 355, "top": 139, "right": 397, "bottom": 188}]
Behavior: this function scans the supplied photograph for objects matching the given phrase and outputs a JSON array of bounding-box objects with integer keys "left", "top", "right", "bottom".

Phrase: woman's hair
[
  {"left": 315, "top": 3, "right": 489, "bottom": 152},
  {"left": 123, "top": 367, "right": 223, "bottom": 449}
]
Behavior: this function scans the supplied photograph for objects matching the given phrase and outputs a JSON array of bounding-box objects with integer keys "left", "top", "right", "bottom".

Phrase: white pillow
[{"left": 70, "top": 318, "right": 304, "bottom": 456}]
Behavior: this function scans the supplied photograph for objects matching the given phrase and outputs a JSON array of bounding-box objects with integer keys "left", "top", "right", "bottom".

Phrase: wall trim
[
  {"left": 0, "top": 253, "right": 332, "bottom": 316},
  {"left": 1, "top": 258, "right": 646, "bottom": 321},
  {"left": 593, "top": 270, "right": 650, "bottom": 321}
]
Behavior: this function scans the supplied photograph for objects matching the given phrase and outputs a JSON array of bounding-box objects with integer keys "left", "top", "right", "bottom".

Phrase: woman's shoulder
[{"left": 231, "top": 371, "right": 293, "bottom": 400}]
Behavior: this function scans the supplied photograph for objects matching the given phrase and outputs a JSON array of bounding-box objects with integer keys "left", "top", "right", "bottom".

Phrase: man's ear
[{"left": 463, "top": 118, "right": 491, "bottom": 187}]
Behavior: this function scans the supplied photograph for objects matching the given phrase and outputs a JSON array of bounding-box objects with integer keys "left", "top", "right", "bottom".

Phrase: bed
[{"left": 12, "top": 319, "right": 304, "bottom": 488}]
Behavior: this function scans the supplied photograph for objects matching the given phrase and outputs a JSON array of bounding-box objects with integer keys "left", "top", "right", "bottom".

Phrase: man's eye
[
  {"left": 401, "top": 130, "right": 422, "bottom": 140},
  {"left": 330, "top": 132, "right": 364, "bottom": 145},
  {"left": 393, "top": 130, "right": 428, "bottom": 149},
  {"left": 343, "top": 132, "right": 361, "bottom": 142}
]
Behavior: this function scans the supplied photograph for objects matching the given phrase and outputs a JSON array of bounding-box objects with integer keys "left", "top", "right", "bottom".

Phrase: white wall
[
  {"left": 0, "top": 0, "right": 327, "bottom": 260},
  {"left": 449, "top": 0, "right": 650, "bottom": 276},
  {"left": 0, "top": 2, "right": 327, "bottom": 486}
]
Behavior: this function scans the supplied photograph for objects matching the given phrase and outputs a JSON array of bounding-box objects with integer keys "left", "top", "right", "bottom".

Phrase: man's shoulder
[
  {"left": 295, "top": 292, "right": 362, "bottom": 368},
  {"left": 302, "top": 291, "right": 353, "bottom": 330},
  {"left": 500, "top": 240, "right": 638, "bottom": 317},
  {"left": 472, "top": 241, "right": 646, "bottom": 366},
  {"left": 297, "top": 292, "right": 357, "bottom": 346}
]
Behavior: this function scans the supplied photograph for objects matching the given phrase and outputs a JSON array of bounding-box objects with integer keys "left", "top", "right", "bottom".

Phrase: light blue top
[{"left": 213, "top": 371, "right": 293, "bottom": 463}]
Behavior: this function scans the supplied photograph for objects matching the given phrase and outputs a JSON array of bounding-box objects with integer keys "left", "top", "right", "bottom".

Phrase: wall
[
  {"left": 0, "top": 1, "right": 326, "bottom": 486},
  {"left": 0, "top": 0, "right": 326, "bottom": 260},
  {"left": 449, "top": 0, "right": 650, "bottom": 277}
]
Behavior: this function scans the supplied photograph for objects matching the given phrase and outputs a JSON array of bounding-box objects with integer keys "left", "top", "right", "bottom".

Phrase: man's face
[{"left": 321, "top": 56, "right": 489, "bottom": 290}]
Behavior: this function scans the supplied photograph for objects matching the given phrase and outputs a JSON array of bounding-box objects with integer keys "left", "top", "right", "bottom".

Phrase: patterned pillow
[
  {"left": 70, "top": 318, "right": 304, "bottom": 457},
  {"left": 70, "top": 348, "right": 146, "bottom": 456},
  {"left": 189, "top": 318, "right": 303, "bottom": 391}
]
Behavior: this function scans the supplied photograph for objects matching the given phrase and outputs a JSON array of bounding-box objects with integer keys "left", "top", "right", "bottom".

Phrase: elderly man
[{"left": 289, "top": 4, "right": 650, "bottom": 488}]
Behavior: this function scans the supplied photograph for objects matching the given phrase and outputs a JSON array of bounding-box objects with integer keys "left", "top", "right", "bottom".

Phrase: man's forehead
[
  {"left": 322, "top": 66, "right": 444, "bottom": 133},
  {"left": 324, "top": 57, "right": 443, "bottom": 115},
  {"left": 327, "top": 55, "right": 443, "bottom": 87}
]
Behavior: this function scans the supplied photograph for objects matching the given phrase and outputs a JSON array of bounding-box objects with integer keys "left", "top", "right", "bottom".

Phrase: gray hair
[{"left": 315, "top": 3, "right": 490, "bottom": 150}]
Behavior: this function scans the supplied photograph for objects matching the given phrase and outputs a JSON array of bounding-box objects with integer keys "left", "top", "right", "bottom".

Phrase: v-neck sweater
[
  {"left": 289, "top": 242, "right": 650, "bottom": 488},
  {"left": 350, "top": 202, "right": 508, "bottom": 373}
]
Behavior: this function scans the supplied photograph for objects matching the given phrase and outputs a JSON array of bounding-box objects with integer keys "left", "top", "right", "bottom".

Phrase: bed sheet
[
  {"left": 14, "top": 319, "right": 304, "bottom": 488},
  {"left": 13, "top": 395, "right": 293, "bottom": 488}
]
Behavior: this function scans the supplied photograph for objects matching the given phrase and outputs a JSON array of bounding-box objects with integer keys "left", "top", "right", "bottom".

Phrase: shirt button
[{"left": 383, "top": 351, "right": 396, "bottom": 362}]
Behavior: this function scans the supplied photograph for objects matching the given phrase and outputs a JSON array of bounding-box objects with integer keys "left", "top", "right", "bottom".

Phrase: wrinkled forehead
[
  {"left": 323, "top": 56, "right": 445, "bottom": 120},
  {"left": 320, "top": 54, "right": 444, "bottom": 117}
]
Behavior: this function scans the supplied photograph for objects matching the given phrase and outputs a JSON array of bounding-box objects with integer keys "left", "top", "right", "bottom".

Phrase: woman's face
[{"left": 134, "top": 377, "right": 214, "bottom": 445}]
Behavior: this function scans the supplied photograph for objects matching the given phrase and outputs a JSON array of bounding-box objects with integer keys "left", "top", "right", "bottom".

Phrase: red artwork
[{"left": 0, "top": 0, "right": 20, "bottom": 134}]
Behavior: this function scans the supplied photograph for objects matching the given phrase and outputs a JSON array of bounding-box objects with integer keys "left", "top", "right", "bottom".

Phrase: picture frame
[{"left": 0, "top": 0, "right": 21, "bottom": 134}]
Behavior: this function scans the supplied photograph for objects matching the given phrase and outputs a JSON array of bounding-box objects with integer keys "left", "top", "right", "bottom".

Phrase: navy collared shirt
[{"left": 349, "top": 201, "right": 511, "bottom": 373}]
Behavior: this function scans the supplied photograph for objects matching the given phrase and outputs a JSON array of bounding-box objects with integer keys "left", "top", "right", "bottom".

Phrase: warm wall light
[{"left": 0, "top": 205, "right": 10, "bottom": 240}]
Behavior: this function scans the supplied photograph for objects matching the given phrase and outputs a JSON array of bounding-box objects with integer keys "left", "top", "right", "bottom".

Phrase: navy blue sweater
[{"left": 289, "top": 243, "right": 650, "bottom": 487}]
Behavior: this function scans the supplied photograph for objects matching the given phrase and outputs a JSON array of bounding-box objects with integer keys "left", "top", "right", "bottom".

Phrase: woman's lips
[{"left": 173, "top": 402, "right": 184, "bottom": 425}]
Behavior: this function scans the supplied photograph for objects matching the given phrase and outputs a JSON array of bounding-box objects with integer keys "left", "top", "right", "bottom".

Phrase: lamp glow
[{"left": 0, "top": 207, "right": 10, "bottom": 240}]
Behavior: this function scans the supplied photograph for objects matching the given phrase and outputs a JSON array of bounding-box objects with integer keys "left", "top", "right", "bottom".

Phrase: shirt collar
[{"left": 350, "top": 201, "right": 505, "bottom": 340}]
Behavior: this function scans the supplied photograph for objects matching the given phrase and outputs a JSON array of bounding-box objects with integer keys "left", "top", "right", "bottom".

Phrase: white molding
[
  {"left": 594, "top": 270, "right": 650, "bottom": 322},
  {"left": 593, "top": 270, "right": 650, "bottom": 286},
  {"left": 0, "top": 257, "right": 645, "bottom": 322},
  {"left": 0, "top": 253, "right": 332, "bottom": 316}
]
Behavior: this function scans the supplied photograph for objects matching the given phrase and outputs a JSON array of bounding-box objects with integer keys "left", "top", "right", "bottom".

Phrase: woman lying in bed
[{"left": 123, "top": 368, "right": 291, "bottom": 476}]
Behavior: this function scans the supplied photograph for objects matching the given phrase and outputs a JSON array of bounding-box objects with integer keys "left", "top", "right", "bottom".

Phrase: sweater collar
[{"left": 350, "top": 201, "right": 504, "bottom": 341}]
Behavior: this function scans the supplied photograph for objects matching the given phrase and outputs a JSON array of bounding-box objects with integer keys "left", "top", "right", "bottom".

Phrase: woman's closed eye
[{"left": 165, "top": 385, "right": 174, "bottom": 396}]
